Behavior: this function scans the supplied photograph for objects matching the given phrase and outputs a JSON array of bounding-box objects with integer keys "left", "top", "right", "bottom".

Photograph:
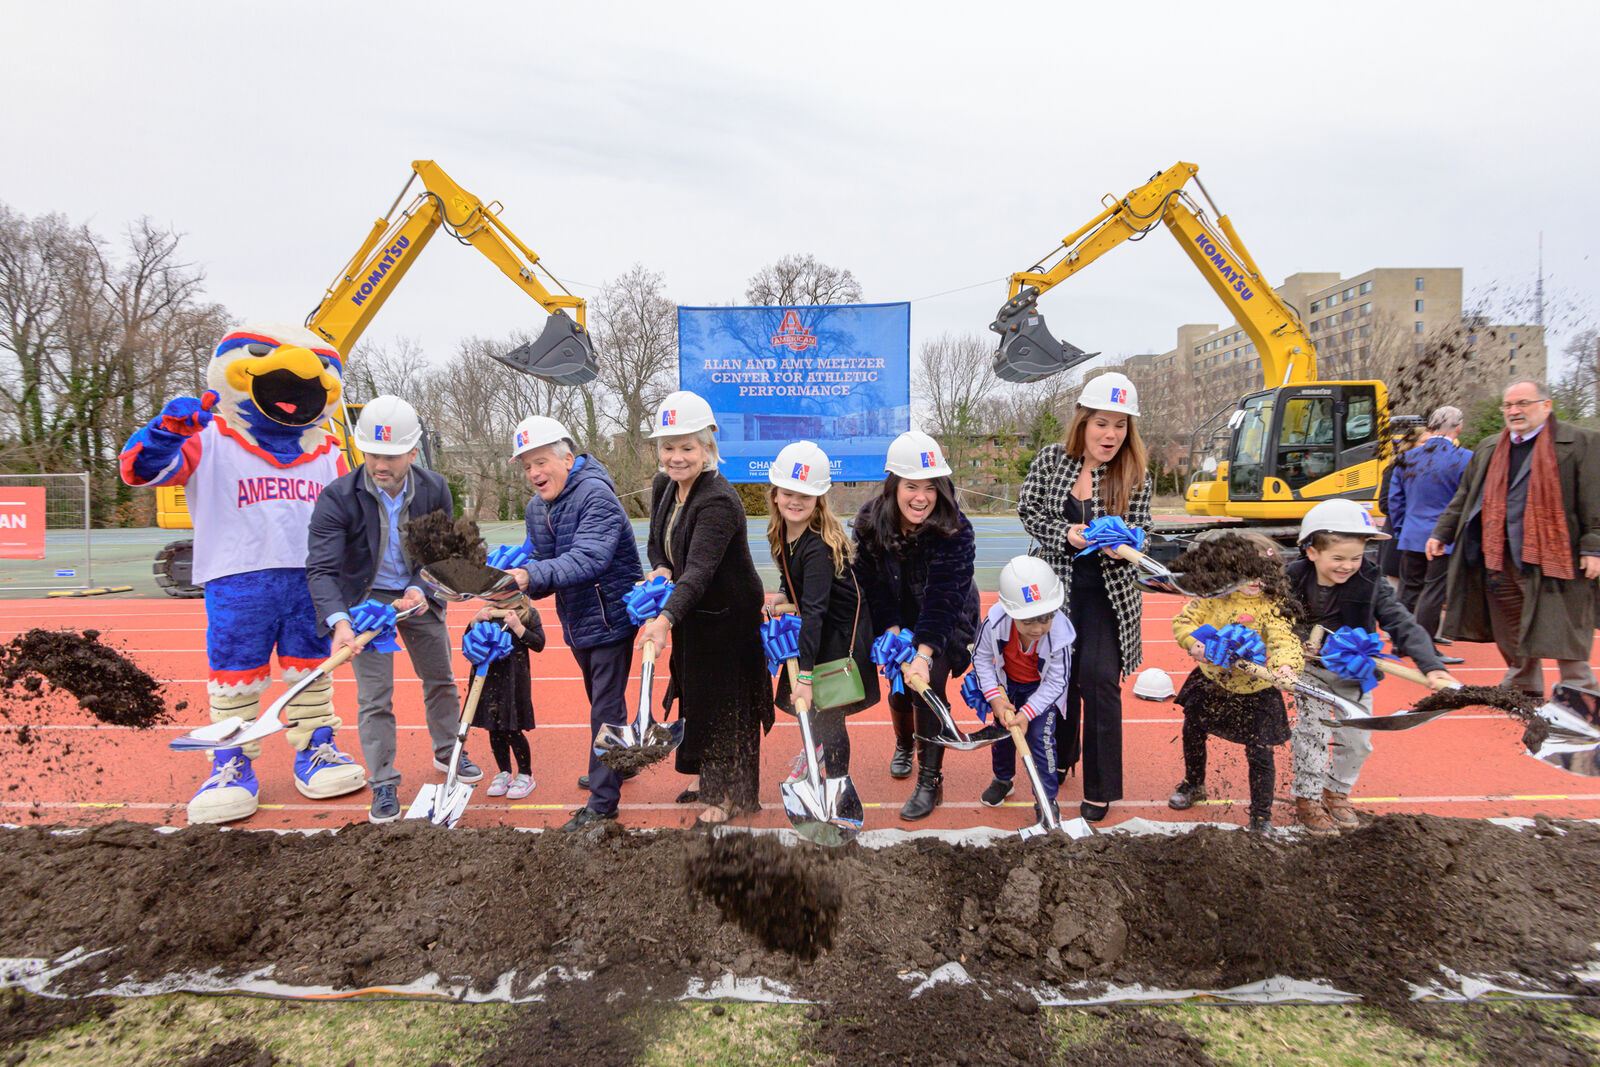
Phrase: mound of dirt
[
  {"left": 0, "top": 628, "right": 170, "bottom": 728},
  {"left": 686, "top": 834, "right": 841, "bottom": 961},
  {"left": 1412, "top": 684, "right": 1542, "bottom": 719},
  {"left": 1, "top": 816, "right": 1598, "bottom": 1015},
  {"left": 402, "top": 510, "right": 486, "bottom": 569}
]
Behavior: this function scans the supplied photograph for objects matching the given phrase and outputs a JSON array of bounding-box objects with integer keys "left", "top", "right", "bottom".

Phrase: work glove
[
  {"left": 462, "top": 620, "right": 515, "bottom": 668},
  {"left": 624, "top": 575, "right": 674, "bottom": 624},
  {"left": 759, "top": 613, "right": 802, "bottom": 675},
  {"left": 156, "top": 392, "right": 218, "bottom": 437},
  {"left": 348, "top": 598, "right": 402, "bottom": 653}
]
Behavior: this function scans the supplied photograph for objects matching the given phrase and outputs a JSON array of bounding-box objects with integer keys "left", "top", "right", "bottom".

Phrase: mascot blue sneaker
[
  {"left": 189, "top": 747, "right": 260, "bottom": 825},
  {"left": 121, "top": 322, "right": 367, "bottom": 824}
]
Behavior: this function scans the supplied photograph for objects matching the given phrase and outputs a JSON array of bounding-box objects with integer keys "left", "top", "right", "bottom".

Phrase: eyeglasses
[{"left": 1499, "top": 399, "right": 1548, "bottom": 411}]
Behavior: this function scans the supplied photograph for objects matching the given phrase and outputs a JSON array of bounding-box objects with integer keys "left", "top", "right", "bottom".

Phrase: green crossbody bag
[{"left": 781, "top": 543, "right": 866, "bottom": 711}]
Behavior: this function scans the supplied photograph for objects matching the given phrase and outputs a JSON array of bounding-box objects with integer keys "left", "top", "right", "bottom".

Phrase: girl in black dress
[{"left": 467, "top": 604, "right": 546, "bottom": 800}]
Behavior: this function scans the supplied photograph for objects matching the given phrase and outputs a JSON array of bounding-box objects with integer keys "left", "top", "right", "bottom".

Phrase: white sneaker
[
  {"left": 486, "top": 771, "right": 512, "bottom": 797},
  {"left": 506, "top": 774, "right": 535, "bottom": 799}
]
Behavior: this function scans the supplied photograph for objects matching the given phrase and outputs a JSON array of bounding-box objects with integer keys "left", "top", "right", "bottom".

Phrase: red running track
[{"left": 2, "top": 595, "right": 1597, "bottom": 832}]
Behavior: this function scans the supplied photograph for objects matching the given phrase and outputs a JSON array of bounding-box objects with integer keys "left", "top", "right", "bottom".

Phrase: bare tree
[
  {"left": 1553, "top": 327, "right": 1600, "bottom": 419},
  {"left": 914, "top": 332, "right": 1004, "bottom": 477},
  {"left": 591, "top": 264, "right": 678, "bottom": 511},
  {"left": 343, "top": 335, "right": 434, "bottom": 405},
  {"left": 744, "top": 253, "right": 863, "bottom": 306}
]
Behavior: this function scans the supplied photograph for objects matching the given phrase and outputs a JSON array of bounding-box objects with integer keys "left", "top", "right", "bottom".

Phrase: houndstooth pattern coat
[{"left": 1017, "top": 444, "right": 1153, "bottom": 679}]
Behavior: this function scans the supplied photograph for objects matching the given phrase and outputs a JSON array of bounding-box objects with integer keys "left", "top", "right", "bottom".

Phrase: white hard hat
[
  {"left": 354, "top": 395, "right": 422, "bottom": 455},
  {"left": 769, "top": 441, "right": 832, "bottom": 495},
  {"left": 1132, "top": 668, "right": 1175, "bottom": 701},
  {"left": 997, "top": 556, "right": 1064, "bottom": 618},
  {"left": 1297, "top": 498, "right": 1389, "bottom": 544},
  {"left": 649, "top": 390, "right": 718, "bottom": 439},
  {"left": 512, "top": 415, "right": 573, "bottom": 458},
  {"left": 885, "top": 430, "right": 952, "bottom": 479},
  {"left": 1078, "top": 372, "right": 1140, "bottom": 416}
]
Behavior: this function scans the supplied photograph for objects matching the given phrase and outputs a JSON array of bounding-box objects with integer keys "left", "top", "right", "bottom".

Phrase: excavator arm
[
  {"left": 990, "top": 162, "right": 1316, "bottom": 387},
  {"left": 304, "top": 159, "right": 597, "bottom": 386}
]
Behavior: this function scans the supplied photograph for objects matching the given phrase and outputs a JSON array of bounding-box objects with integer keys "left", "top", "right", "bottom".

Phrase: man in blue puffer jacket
[{"left": 503, "top": 416, "right": 644, "bottom": 830}]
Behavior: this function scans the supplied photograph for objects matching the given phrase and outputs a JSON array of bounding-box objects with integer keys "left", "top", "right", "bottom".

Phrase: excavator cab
[
  {"left": 493, "top": 310, "right": 598, "bottom": 386},
  {"left": 989, "top": 286, "right": 1099, "bottom": 383},
  {"left": 1219, "top": 382, "right": 1386, "bottom": 518}
]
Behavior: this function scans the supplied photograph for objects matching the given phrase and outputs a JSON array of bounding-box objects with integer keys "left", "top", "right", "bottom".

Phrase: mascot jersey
[{"left": 167, "top": 418, "right": 346, "bottom": 584}]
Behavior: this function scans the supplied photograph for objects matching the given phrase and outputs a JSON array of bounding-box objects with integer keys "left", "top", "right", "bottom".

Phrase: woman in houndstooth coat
[{"left": 1017, "top": 372, "right": 1152, "bottom": 823}]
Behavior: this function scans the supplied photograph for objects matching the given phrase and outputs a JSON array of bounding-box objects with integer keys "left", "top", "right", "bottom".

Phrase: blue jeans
[{"left": 989, "top": 678, "right": 1059, "bottom": 800}]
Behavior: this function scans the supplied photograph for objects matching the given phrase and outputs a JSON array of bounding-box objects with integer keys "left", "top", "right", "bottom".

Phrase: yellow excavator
[
  {"left": 990, "top": 162, "right": 1395, "bottom": 535},
  {"left": 152, "top": 159, "right": 596, "bottom": 594}
]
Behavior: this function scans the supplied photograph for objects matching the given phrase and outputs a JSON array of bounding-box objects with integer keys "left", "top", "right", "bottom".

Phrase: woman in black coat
[
  {"left": 765, "top": 442, "right": 879, "bottom": 779},
  {"left": 853, "top": 431, "right": 980, "bottom": 821},
  {"left": 636, "top": 391, "right": 772, "bottom": 825}
]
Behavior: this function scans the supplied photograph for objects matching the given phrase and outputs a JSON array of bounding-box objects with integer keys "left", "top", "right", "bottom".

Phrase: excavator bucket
[
  {"left": 494, "top": 311, "right": 599, "bottom": 386},
  {"left": 989, "top": 303, "right": 1097, "bottom": 383}
]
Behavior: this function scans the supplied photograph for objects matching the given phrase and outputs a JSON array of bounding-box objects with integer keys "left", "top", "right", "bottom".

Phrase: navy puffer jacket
[{"left": 521, "top": 455, "right": 643, "bottom": 650}]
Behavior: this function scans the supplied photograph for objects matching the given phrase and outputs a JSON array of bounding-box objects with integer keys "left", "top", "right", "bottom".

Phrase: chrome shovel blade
[
  {"left": 780, "top": 776, "right": 863, "bottom": 847},
  {"left": 405, "top": 782, "right": 474, "bottom": 827},
  {"left": 169, "top": 716, "right": 248, "bottom": 751},
  {"left": 915, "top": 722, "right": 1009, "bottom": 751}
]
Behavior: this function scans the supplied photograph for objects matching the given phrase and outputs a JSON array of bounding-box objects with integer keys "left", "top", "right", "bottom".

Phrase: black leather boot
[
  {"left": 899, "top": 740, "right": 944, "bottom": 820},
  {"left": 888, "top": 702, "right": 915, "bottom": 779}
]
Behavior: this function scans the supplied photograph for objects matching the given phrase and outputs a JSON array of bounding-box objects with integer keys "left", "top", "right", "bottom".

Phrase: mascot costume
[{"left": 121, "top": 321, "right": 366, "bottom": 823}]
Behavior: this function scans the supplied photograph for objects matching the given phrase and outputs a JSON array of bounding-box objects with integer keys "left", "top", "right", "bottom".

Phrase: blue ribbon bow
[
  {"left": 1319, "top": 626, "right": 1396, "bottom": 693},
  {"left": 461, "top": 620, "right": 515, "bottom": 673},
  {"left": 348, "top": 598, "right": 402, "bottom": 654},
  {"left": 960, "top": 671, "right": 989, "bottom": 721},
  {"left": 486, "top": 542, "right": 532, "bottom": 571},
  {"left": 760, "top": 613, "right": 802, "bottom": 675},
  {"left": 1076, "top": 515, "right": 1147, "bottom": 558},
  {"left": 1189, "top": 623, "right": 1267, "bottom": 669},
  {"left": 624, "top": 575, "right": 675, "bottom": 625},
  {"left": 871, "top": 629, "right": 917, "bottom": 695}
]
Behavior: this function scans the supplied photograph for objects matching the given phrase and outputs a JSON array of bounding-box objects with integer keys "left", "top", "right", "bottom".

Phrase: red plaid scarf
[{"left": 1481, "top": 422, "right": 1574, "bottom": 580}]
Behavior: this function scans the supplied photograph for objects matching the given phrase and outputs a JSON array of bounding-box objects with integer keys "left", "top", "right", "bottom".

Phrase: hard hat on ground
[
  {"left": 996, "top": 556, "right": 1064, "bottom": 618},
  {"left": 769, "top": 441, "right": 832, "bottom": 495},
  {"left": 1297, "top": 498, "right": 1389, "bottom": 544},
  {"left": 354, "top": 396, "right": 422, "bottom": 456},
  {"left": 512, "top": 415, "right": 574, "bottom": 458},
  {"left": 1133, "top": 668, "right": 1175, "bottom": 701},
  {"left": 1079, "top": 372, "right": 1140, "bottom": 417},
  {"left": 649, "top": 390, "right": 718, "bottom": 439},
  {"left": 885, "top": 431, "right": 952, "bottom": 479}
]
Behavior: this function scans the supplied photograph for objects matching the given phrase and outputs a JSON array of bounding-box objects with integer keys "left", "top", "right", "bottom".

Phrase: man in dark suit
[{"left": 307, "top": 396, "right": 468, "bottom": 823}]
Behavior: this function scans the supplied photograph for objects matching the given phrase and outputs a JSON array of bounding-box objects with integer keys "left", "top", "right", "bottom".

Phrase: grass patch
[
  {"left": 636, "top": 1002, "right": 811, "bottom": 1066},
  {"left": 1167, "top": 1004, "right": 1456, "bottom": 1065}
]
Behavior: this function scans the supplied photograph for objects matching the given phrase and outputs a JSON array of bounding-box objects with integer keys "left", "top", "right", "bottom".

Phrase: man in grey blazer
[{"left": 307, "top": 396, "right": 470, "bottom": 823}]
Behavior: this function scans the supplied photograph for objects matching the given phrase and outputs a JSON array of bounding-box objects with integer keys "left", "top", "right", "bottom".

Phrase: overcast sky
[{"left": 5, "top": 1, "right": 1597, "bottom": 386}]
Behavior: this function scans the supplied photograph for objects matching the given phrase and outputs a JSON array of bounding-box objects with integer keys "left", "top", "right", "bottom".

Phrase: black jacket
[
  {"left": 306, "top": 463, "right": 453, "bottom": 633},
  {"left": 852, "top": 502, "right": 979, "bottom": 674},
  {"left": 1286, "top": 557, "right": 1444, "bottom": 674},
  {"left": 773, "top": 527, "right": 879, "bottom": 716}
]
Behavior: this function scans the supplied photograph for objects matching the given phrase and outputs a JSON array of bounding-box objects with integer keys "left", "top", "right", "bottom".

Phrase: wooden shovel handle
[
  {"left": 1111, "top": 544, "right": 1149, "bottom": 565},
  {"left": 1236, "top": 660, "right": 1290, "bottom": 688},
  {"left": 1306, "top": 624, "right": 1450, "bottom": 689},
  {"left": 783, "top": 658, "right": 812, "bottom": 716},
  {"left": 459, "top": 672, "right": 488, "bottom": 729}
]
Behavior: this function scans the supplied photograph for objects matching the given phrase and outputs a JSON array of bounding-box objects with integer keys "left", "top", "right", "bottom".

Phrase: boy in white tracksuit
[{"left": 974, "top": 557, "right": 1076, "bottom": 820}]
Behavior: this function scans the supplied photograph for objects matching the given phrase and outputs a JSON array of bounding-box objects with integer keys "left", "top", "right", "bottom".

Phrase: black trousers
[
  {"left": 1181, "top": 718, "right": 1275, "bottom": 819},
  {"left": 571, "top": 638, "right": 634, "bottom": 816},
  {"left": 886, "top": 651, "right": 952, "bottom": 773},
  {"left": 1057, "top": 582, "right": 1124, "bottom": 804},
  {"left": 1397, "top": 549, "right": 1450, "bottom": 641}
]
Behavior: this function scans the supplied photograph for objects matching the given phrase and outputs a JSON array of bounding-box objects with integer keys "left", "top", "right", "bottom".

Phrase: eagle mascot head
[{"left": 205, "top": 322, "right": 345, "bottom": 461}]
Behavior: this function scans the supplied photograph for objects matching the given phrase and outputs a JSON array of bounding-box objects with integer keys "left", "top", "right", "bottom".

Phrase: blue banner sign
[{"left": 677, "top": 302, "right": 911, "bottom": 482}]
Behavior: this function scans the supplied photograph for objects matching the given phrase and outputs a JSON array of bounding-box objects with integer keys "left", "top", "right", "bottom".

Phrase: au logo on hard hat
[
  {"left": 662, "top": 410, "right": 677, "bottom": 427},
  {"left": 920, "top": 451, "right": 936, "bottom": 468},
  {"left": 515, "top": 431, "right": 529, "bottom": 448},
  {"left": 1021, "top": 583, "right": 1041, "bottom": 603},
  {"left": 770, "top": 310, "right": 818, "bottom": 353},
  {"left": 1109, "top": 387, "right": 1126, "bottom": 404},
  {"left": 792, "top": 462, "right": 809, "bottom": 480},
  {"left": 376, "top": 425, "right": 392, "bottom": 442}
]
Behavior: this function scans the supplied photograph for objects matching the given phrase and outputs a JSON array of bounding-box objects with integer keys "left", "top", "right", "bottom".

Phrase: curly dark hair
[{"left": 854, "top": 473, "right": 963, "bottom": 557}]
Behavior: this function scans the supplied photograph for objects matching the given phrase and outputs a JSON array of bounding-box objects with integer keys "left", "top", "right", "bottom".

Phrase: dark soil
[
  {"left": 1170, "top": 535, "right": 1292, "bottom": 599},
  {"left": 685, "top": 834, "right": 841, "bottom": 961},
  {"left": 0, "top": 986, "right": 113, "bottom": 1050},
  {"left": 178, "top": 1036, "right": 276, "bottom": 1067},
  {"left": 2, "top": 815, "right": 1599, "bottom": 1029},
  {"left": 1412, "top": 684, "right": 1542, "bottom": 719},
  {"left": 0, "top": 628, "right": 170, "bottom": 728},
  {"left": 402, "top": 510, "right": 486, "bottom": 569},
  {"left": 811, "top": 982, "right": 1062, "bottom": 1066},
  {"left": 426, "top": 557, "right": 506, "bottom": 597},
  {"left": 596, "top": 741, "right": 673, "bottom": 774}
]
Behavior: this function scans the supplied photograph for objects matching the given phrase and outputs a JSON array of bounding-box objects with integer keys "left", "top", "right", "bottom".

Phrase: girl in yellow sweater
[{"left": 1168, "top": 532, "right": 1302, "bottom": 834}]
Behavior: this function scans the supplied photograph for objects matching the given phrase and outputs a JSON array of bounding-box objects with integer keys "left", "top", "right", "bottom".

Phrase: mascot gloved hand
[{"left": 122, "top": 322, "right": 363, "bottom": 824}]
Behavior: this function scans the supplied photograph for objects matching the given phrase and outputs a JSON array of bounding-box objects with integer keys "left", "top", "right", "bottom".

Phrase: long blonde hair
[
  {"left": 766, "top": 487, "right": 853, "bottom": 577},
  {"left": 1064, "top": 405, "right": 1148, "bottom": 516}
]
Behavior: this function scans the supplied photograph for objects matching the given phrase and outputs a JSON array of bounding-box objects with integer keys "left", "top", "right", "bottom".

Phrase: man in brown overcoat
[{"left": 1427, "top": 380, "right": 1600, "bottom": 697}]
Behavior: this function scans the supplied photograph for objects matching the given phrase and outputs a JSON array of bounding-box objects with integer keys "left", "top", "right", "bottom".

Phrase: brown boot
[
  {"left": 1295, "top": 797, "right": 1338, "bottom": 835},
  {"left": 1321, "top": 790, "right": 1360, "bottom": 831}
]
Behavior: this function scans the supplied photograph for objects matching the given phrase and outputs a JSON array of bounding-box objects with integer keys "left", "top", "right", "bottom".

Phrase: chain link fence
[{"left": 0, "top": 473, "right": 92, "bottom": 591}]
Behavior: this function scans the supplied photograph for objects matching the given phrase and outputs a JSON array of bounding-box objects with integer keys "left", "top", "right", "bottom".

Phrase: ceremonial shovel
[
  {"left": 169, "top": 602, "right": 427, "bottom": 752},
  {"left": 907, "top": 675, "right": 1008, "bottom": 750},
  {"left": 593, "top": 639, "right": 683, "bottom": 764},
  {"left": 778, "top": 660, "right": 863, "bottom": 846},
  {"left": 1108, "top": 544, "right": 1248, "bottom": 599},
  {"left": 406, "top": 660, "right": 489, "bottom": 827}
]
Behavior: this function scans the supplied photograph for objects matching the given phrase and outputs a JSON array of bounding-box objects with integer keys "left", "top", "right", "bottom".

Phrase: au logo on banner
[
  {"left": 678, "top": 302, "right": 911, "bottom": 483},
  {"left": 0, "top": 487, "right": 46, "bottom": 559}
]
